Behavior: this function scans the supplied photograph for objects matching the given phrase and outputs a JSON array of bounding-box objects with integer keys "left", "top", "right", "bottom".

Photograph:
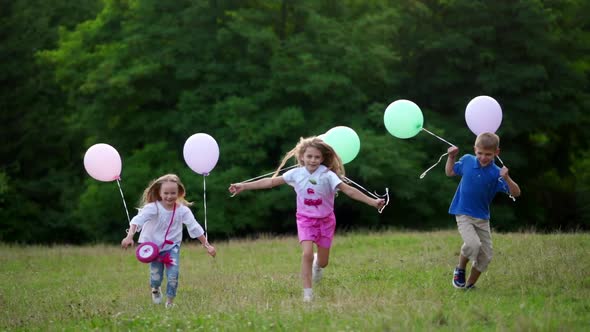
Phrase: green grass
[{"left": 1, "top": 230, "right": 589, "bottom": 331}]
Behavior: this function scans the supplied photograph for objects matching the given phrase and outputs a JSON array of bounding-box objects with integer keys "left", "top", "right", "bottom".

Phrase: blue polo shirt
[{"left": 449, "top": 154, "right": 509, "bottom": 220}]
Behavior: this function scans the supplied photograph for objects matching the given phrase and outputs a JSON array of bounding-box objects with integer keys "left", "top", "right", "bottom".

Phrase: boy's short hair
[{"left": 475, "top": 132, "right": 500, "bottom": 150}]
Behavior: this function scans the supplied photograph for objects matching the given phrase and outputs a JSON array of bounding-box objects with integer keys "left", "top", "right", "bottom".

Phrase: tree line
[{"left": 1, "top": 0, "right": 588, "bottom": 244}]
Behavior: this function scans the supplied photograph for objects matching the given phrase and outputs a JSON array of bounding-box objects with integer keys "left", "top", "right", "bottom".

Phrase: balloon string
[
  {"left": 116, "top": 179, "right": 131, "bottom": 223},
  {"left": 506, "top": 191, "right": 516, "bottom": 202},
  {"left": 230, "top": 164, "right": 299, "bottom": 197},
  {"left": 492, "top": 156, "right": 516, "bottom": 201},
  {"left": 203, "top": 175, "right": 208, "bottom": 240},
  {"left": 418, "top": 128, "right": 455, "bottom": 179},
  {"left": 344, "top": 177, "right": 378, "bottom": 198},
  {"left": 343, "top": 176, "right": 389, "bottom": 213},
  {"left": 240, "top": 164, "right": 298, "bottom": 183},
  {"left": 419, "top": 152, "right": 449, "bottom": 179},
  {"left": 421, "top": 128, "right": 456, "bottom": 147}
]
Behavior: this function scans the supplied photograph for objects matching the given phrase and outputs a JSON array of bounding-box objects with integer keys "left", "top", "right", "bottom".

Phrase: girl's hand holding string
[
  {"left": 121, "top": 225, "right": 137, "bottom": 249},
  {"left": 228, "top": 183, "right": 244, "bottom": 196},
  {"left": 121, "top": 238, "right": 135, "bottom": 249},
  {"left": 375, "top": 198, "right": 386, "bottom": 210},
  {"left": 203, "top": 243, "right": 216, "bottom": 257},
  {"left": 121, "top": 236, "right": 134, "bottom": 249}
]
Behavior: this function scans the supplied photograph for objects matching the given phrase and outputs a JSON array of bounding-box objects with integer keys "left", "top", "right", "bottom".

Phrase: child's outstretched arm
[
  {"left": 445, "top": 146, "right": 459, "bottom": 176},
  {"left": 500, "top": 167, "right": 521, "bottom": 198},
  {"left": 121, "top": 224, "right": 138, "bottom": 249},
  {"left": 338, "top": 182, "right": 385, "bottom": 210},
  {"left": 229, "top": 176, "right": 286, "bottom": 195}
]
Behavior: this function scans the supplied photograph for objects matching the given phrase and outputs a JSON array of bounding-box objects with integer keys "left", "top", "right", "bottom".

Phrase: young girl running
[
  {"left": 121, "top": 174, "right": 216, "bottom": 308},
  {"left": 229, "top": 137, "right": 385, "bottom": 302}
]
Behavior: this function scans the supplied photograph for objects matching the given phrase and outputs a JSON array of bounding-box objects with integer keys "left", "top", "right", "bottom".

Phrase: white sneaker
[
  {"left": 312, "top": 253, "right": 323, "bottom": 284},
  {"left": 151, "top": 288, "right": 162, "bottom": 304},
  {"left": 303, "top": 288, "right": 313, "bottom": 302},
  {"left": 165, "top": 302, "right": 175, "bottom": 309}
]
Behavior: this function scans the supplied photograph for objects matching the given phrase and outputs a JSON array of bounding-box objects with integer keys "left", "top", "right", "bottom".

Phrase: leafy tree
[
  {"left": 0, "top": 0, "right": 101, "bottom": 243},
  {"left": 1, "top": 0, "right": 588, "bottom": 243}
]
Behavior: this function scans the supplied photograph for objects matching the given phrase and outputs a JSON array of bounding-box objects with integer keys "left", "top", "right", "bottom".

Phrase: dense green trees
[
  {"left": 1, "top": 0, "right": 588, "bottom": 243},
  {"left": 0, "top": 0, "right": 102, "bottom": 242}
]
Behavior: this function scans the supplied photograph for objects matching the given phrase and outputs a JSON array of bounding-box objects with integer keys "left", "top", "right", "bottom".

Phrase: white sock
[{"left": 303, "top": 288, "right": 313, "bottom": 297}]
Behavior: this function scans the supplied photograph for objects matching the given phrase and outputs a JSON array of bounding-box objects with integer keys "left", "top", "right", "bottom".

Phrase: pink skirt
[{"left": 296, "top": 212, "right": 336, "bottom": 248}]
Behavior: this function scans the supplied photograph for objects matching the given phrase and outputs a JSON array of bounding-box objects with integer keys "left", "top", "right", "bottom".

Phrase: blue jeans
[{"left": 150, "top": 245, "right": 180, "bottom": 299}]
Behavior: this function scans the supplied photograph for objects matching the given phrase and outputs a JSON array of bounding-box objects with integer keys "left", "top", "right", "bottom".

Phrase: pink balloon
[
  {"left": 465, "top": 96, "right": 503, "bottom": 135},
  {"left": 83, "top": 143, "right": 122, "bottom": 182},
  {"left": 183, "top": 133, "right": 220, "bottom": 175}
]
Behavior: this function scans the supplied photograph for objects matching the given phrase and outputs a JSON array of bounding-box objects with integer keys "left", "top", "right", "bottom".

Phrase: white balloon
[
  {"left": 83, "top": 143, "right": 122, "bottom": 182},
  {"left": 183, "top": 133, "right": 220, "bottom": 175}
]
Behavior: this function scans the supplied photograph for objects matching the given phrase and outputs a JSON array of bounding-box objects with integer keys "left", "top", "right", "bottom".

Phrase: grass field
[{"left": 1, "top": 230, "right": 589, "bottom": 331}]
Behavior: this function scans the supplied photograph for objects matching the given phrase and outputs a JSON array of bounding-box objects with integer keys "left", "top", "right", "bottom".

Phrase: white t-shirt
[
  {"left": 130, "top": 201, "right": 204, "bottom": 251},
  {"left": 282, "top": 165, "right": 342, "bottom": 218}
]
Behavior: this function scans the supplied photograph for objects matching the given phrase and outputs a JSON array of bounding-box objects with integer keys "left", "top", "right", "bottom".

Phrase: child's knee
[
  {"left": 475, "top": 257, "right": 492, "bottom": 272},
  {"left": 462, "top": 241, "right": 482, "bottom": 257},
  {"left": 473, "top": 248, "right": 493, "bottom": 272}
]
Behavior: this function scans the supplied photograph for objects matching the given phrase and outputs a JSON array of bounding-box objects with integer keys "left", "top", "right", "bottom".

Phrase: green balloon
[
  {"left": 322, "top": 126, "right": 360, "bottom": 164},
  {"left": 383, "top": 99, "right": 424, "bottom": 139}
]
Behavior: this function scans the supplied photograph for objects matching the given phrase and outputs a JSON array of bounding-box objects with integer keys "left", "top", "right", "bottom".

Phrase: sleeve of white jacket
[
  {"left": 182, "top": 207, "right": 205, "bottom": 238},
  {"left": 130, "top": 202, "right": 158, "bottom": 232}
]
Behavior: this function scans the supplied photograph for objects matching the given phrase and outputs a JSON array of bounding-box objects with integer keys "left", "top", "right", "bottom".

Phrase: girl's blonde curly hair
[
  {"left": 139, "top": 174, "right": 193, "bottom": 207},
  {"left": 273, "top": 136, "right": 346, "bottom": 178}
]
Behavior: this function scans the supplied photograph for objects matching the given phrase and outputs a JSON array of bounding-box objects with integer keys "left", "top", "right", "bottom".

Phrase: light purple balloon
[
  {"left": 183, "top": 133, "right": 220, "bottom": 175},
  {"left": 465, "top": 96, "right": 503, "bottom": 135},
  {"left": 83, "top": 143, "right": 122, "bottom": 182}
]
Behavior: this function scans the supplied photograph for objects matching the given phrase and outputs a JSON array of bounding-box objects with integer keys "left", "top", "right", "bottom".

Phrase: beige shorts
[{"left": 456, "top": 215, "right": 493, "bottom": 272}]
